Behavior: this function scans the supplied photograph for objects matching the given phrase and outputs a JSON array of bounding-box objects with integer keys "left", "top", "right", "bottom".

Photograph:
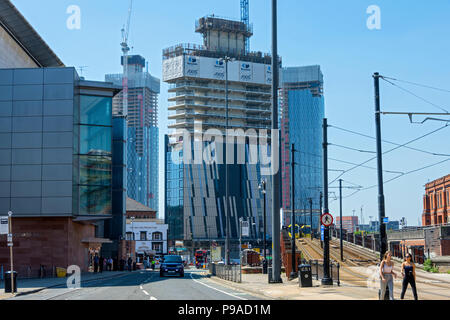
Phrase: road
[{"left": 8, "top": 269, "right": 261, "bottom": 301}]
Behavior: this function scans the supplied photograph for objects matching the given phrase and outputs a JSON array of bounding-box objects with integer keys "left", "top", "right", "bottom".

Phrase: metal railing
[
  {"left": 209, "top": 263, "right": 241, "bottom": 283},
  {"left": 308, "top": 259, "right": 340, "bottom": 286}
]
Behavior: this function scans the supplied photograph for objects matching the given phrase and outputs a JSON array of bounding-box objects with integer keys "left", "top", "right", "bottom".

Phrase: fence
[
  {"left": 1, "top": 264, "right": 60, "bottom": 280},
  {"left": 209, "top": 263, "right": 241, "bottom": 283},
  {"left": 308, "top": 259, "right": 340, "bottom": 286}
]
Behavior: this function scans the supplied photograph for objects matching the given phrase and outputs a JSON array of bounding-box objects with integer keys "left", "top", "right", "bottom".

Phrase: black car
[{"left": 160, "top": 255, "right": 184, "bottom": 277}]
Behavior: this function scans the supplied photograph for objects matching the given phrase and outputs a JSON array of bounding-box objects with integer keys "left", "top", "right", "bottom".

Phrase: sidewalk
[
  {"left": 0, "top": 271, "right": 131, "bottom": 300},
  {"left": 208, "top": 273, "right": 379, "bottom": 300}
]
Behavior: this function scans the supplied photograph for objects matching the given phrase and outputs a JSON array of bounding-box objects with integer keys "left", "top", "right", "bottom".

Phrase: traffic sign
[
  {"left": 320, "top": 225, "right": 324, "bottom": 241},
  {"left": 383, "top": 217, "right": 389, "bottom": 224},
  {"left": 0, "top": 217, "right": 8, "bottom": 235},
  {"left": 321, "top": 213, "right": 334, "bottom": 227}
]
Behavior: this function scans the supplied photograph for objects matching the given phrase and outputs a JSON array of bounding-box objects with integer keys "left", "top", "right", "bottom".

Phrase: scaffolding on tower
[{"left": 240, "top": 0, "right": 250, "bottom": 54}]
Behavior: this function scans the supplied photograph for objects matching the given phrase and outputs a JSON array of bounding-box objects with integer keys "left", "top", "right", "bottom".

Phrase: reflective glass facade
[{"left": 281, "top": 66, "right": 324, "bottom": 231}]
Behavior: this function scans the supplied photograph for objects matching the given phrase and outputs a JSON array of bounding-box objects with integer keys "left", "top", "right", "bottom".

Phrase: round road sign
[{"left": 321, "top": 213, "right": 334, "bottom": 227}]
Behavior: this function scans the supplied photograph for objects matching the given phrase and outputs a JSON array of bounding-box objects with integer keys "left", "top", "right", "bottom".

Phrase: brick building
[
  {"left": 335, "top": 216, "right": 359, "bottom": 233},
  {"left": 422, "top": 174, "right": 449, "bottom": 226}
]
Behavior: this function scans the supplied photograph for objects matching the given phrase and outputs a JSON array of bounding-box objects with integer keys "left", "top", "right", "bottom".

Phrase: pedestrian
[
  {"left": 99, "top": 256, "right": 105, "bottom": 273},
  {"left": 93, "top": 253, "right": 99, "bottom": 273},
  {"left": 151, "top": 259, "right": 155, "bottom": 270},
  {"left": 379, "top": 251, "right": 397, "bottom": 300},
  {"left": 108, "top": 257, "right": 113, "bottom": 271},
  {"left": 127, "top": 257, "right": 133, "bottom": 272},
  {"left": 400, "top": 253, "right": 418, "bottom": 300}
]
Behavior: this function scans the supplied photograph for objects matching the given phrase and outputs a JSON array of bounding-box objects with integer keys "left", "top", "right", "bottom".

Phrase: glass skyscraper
[{"left": 280, "top": 65, "right": 325, "bottom": 232}]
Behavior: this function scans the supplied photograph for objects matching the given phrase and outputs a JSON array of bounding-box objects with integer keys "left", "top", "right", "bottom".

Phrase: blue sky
[{"left": 11, "top": 0, "right": 450, "bottom": 225}]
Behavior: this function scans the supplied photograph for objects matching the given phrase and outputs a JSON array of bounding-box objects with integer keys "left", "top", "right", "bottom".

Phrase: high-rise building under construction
[
  {"left": 106, "top": 55, "right": 160, "bottom": 212},
  {"left": 163, "top": 15, "right": 277, "bottom": 253}
]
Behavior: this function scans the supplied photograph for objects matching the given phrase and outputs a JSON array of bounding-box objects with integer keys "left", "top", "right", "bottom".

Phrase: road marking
[
  {"left": 142, "top": 290, "right": 149, "bottom": 295},
  {"left": 140, "top": 285, "right": 143, "bottom": 290},
  {"left": 150, "top": 296, "right": 157, "bottom": 300},
  {"left": 189, "top": 273, "right": 247, "bottom": 300}
]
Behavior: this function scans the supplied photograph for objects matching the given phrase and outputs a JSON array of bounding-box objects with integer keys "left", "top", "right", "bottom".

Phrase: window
[
  {"left": 140, "top": 232, "right": 147, "bottom": 241},
  {"left": 152, "top": 232, "right": 162, "bottom": 241},
  {"left": 79, "top": 185, "right": 112, "bottom": 215},
  {"left": 80, "top": 96, "right": 112, "bottom": 126},
  {"left": 152, "top": 243, "right": 163, "bottom": 253},
  {"left": 126, "top": 232, "right": 133, "bottom": 240},
  {"left": 80, "top": 125, "right": 112, "bottom": 156}
]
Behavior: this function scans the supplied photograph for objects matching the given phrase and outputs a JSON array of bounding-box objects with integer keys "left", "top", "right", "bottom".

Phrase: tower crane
[
  {"left": 120, "top": 0, "right": 133, "bottom": 117},
  {"left": 240, "top": 0, "right": 250, "bottom": 53}
]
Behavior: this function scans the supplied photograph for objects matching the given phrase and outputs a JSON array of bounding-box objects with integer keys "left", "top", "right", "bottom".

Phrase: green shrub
[{"left": 423, "top": 259, "right": 439, "bottom": 273}]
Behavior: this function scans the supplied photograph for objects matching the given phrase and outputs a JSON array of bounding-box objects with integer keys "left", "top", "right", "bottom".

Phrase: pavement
[
  {"left": 208, "top": 272, "right": 380, "bottom": 300},
  {"left": 0, "top": 270, "right": 130, "bottom": 300}
]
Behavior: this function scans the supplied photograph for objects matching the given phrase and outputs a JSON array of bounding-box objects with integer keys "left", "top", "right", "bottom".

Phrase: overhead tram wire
[
  {"left": 380, "top": 77, "right": 449, "bottom": 114},
  {"left": 329, "top": 125, "right": 450, "bottom": 157},
  {"left": 328, "top": 124, "right": 450, "bottom": 185},
  {"left": 381, "top": 76, "right": 450, "bottom": 94},
  {"left": 329, "top": 143, "right": 376, "bottom": 154}
]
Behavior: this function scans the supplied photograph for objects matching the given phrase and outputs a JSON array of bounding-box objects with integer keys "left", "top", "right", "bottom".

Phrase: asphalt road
[{"left": 9, "top": 269, "right": 261, "bottom": 301}]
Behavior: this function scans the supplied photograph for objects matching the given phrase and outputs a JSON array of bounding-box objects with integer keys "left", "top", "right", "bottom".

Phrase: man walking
[{"left": 93, "top": 253, "right": 99, "bottom": 273}]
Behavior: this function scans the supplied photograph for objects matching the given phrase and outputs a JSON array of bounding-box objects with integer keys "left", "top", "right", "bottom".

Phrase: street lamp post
[
  {"left": 220, "top": 56, "right": 235, "bottom": 266},
  {"left": 259, "top": 179, "right": 268, "bottom": 274},
  {"left": 290, "top": 143, "right": 297, "bottom": 280},
  {"left": 309, "top": 198, "right": 313, "bottom": 239},
  {"left": 8, "top": 211, "right": 14, "bottom": 295}
]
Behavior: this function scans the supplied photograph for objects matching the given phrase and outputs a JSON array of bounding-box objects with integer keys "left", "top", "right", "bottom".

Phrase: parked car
[{"left": 160, "top": 255, "right": 184, "bottom": 277}]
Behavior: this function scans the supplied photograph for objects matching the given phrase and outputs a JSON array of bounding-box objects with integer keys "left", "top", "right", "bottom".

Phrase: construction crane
[
  {"left": 240, "top": 0, "right": 249, "bottom": 53},
  {"left": 120, "top": 0, "right": 133, "bottom": 118}
]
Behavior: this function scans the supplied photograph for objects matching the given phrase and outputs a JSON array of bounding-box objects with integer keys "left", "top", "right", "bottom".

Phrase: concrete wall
[{"left": 0, "top": 25, "right": 38, "bottom": 68}]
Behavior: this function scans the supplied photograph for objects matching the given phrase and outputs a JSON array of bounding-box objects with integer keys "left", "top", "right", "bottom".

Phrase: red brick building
[
  {"left": 335, "top": 216, "right": 359, "bottom": 233},
  {"left": 422, "top": 174, "right": 450, "bottom": 226}
]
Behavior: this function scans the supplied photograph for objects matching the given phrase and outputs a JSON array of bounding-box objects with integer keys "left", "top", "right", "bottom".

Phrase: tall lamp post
[
  {"left": 289, "top": 143, "right": 297, "bottom": 280},
  {"left": 309, "top": 198, "right": 313, "bottom": 238},
  {"left": 258, "top": 179, "right": 268, "bottom": 274},
  {"left": 219, "top": 56, "right": 235, "bottom": 266},
  {"left": 8, "top": 211, "right": 14, "bottom": 294}
]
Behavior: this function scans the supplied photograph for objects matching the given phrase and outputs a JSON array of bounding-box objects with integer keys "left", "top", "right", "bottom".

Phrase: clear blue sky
[{"left": 12, "top": 0, "right": 450, "bottom": 225}]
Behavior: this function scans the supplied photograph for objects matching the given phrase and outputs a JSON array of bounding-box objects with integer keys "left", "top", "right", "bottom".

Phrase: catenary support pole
[
  {"left": 270, "top": 0, "right": 282, "bottom": 283},
  {"left": 290, "top": 143, "right": 296, "bottom": 280},
  {"left": 322, "top": 118, "right": 333, "bottom": 285},
  {"left": 225, "top": 58, "right": 230, "bottom": 265},
  {"left": 339, "top": 179, "right": 343, "bottom": 261}
]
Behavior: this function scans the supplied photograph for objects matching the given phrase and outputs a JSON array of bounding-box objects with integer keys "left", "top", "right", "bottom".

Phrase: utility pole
[
  {"left": 374, "top": 72, "right": 387, "bottom": 260},
  {"left": 339, "top": 179, "right": 343, "bottom": 261},
  {"left": 322, "top": 118, "right": 333, "bottom": 285},
  {"left": 290, "top": 144, "right": 296, "bottom": 280},
  {"left": 8, "top": 211, "right": 14, "bottom": 294},
  {"left": 309, "top": 198, "right": 313, "bottom": 239},
  {"left": 259, "top": 179, "right": 267, "bottom": 274},
  {"left": 318, "top": 191, "right": 323, "bottom": 240},
  {"left": 270, "top": 0, "right": 282, "bottom": 283}
]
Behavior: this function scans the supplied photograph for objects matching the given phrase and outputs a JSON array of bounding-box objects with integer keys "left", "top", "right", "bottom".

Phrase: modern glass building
[
  {"left": 280, "top": 66, "right": 325, "bottom": 232},
  {"left": 0, "top": 67, "right": 124, "bottom": 273},
  {"left": 105, "top": 55, "right": 160, "bottom": 212},
  {"left": 163, "top": 16, "right": 275, "bottom": 255}
]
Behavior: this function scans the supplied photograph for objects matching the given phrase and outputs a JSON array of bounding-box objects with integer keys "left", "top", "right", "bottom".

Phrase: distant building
[
  {"left": 422, "top": 174, "right": 449, "bottom": 226},
  {"left": 280, "top": 66, "right": 324, "bottom": 230},
  {"left": 126, "top": 198, "right": 167, "bottom": 258},
  {"left": 335, "top": 216, "right": 359, "bottom": 233},
  {"left": 370, "top": 220, "right": 400, "bottom": 232},
  {"left": 105, "top": 55, "right": 160, "bottom": 212},
  {"left": 163, "top": 15, "right": 274, "bottom": 253}
]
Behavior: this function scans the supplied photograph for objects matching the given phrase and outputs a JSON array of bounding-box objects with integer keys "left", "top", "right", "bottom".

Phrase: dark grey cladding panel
[
  {"left": 13, "top": 100, "right": 43, "bottom": 117},
  {"left": 0, "top": 86, "right": 13, "bottom": 100},
  {"left": 10, "top": 197, "right": 41, "bottom": 215},
  {"left": 0, "top": 149, "right": 11, "bottom": 165},
  {"left": 43, "top": 116, "right": 73, "bottom": 132},
  {"left": 12, "top": 132, "right": 42, "bottom": 148},
  {"left": 11, "top": 165, "right": 41, "bottom": 181},
  {"left": 11, "top": 181, "right": 41, "bottom": 197},
  {"left": 43, "top": 100, "right": 73, "bottom": 116},
  {"left": 0, "top": 101, "right": 12, "bottom": 116},
  {"left": 0, "top": 133, "right": 11, "bottom": 148},
  {"left": 0, "top": 198, "right": 9, "bottom": 213},
  {"left": 0, "top": 166, "right": 10, "bottom": 181},
  {"left": 0, "top": 69, "right": 13, "bottom": 85},
  {"left": 44, "top": 68, "right": 75, "bottom": 84},
  {"left": 43, "top": 132, "right": 72, "bottom": 148},
  {"left": 13, "top": 85, "right": 43, "bottom": 101},
  {"left": 42, "top": 164, "right": 72, "bottom": 180},
  {"left": 12, "top": 117, "right": 42, "bottom": 132},
  {"left": 12, "top": 149, "right": 42, "bottom": 165},
  {"left": 0, "top": 182, "right": 10, "bottom": 197},
  {"left": 42, "top": 197, "right": 72, "bottom": 215},
  {"left": 44, "top": 84, "right": 74, "bottom": 100},
  {"left": 13, "top": 69, "right": 44, "bottom": 85},
  {"left": 42, "top": 148, "right": 72, "bottom": 164},
  {"left": 42, "top": 181, "right": 72, "bottom": 197}
]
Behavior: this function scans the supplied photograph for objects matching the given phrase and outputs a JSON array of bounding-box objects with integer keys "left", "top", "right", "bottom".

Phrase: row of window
[
  {"left": 126, "top": 231, "right": 163, "bottom": 241},
  {"left": 425, "top": 188, "right": 449, "bottom": 210}
]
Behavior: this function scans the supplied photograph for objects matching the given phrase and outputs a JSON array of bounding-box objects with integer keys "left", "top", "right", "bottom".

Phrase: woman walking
[
  {"left": 400, "top": 253, "right": 418, "bottom": 300},
  {"left": 379, "top": 251, "right": 397, "bottom": 300}
]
